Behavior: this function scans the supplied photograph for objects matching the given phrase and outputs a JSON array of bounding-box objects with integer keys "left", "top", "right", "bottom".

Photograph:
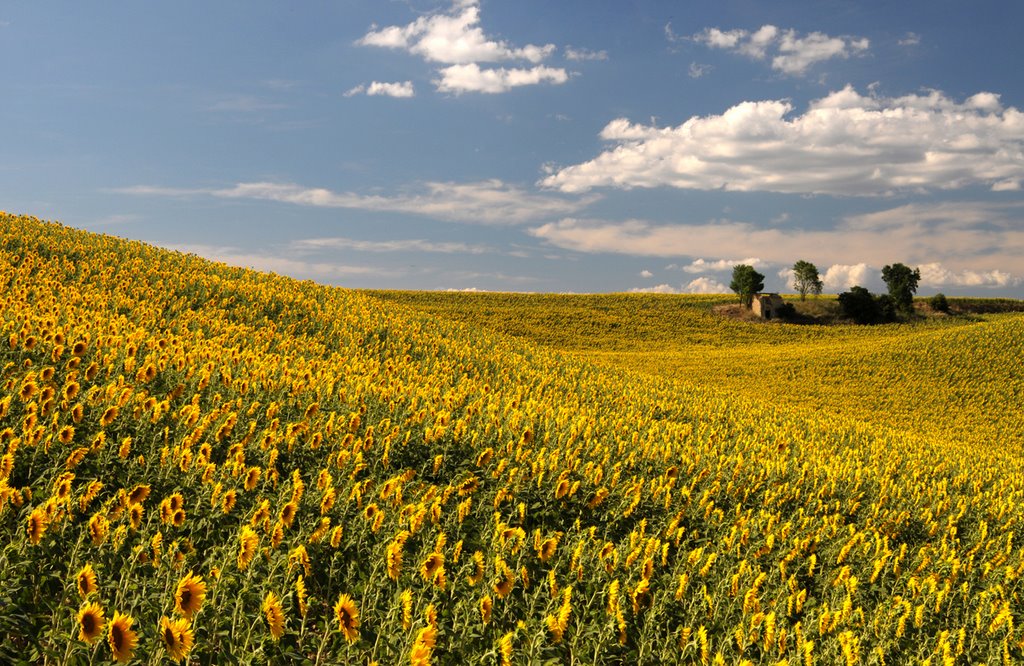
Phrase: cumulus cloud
[
  {"left": 540, "top": 86, "right": 1024, "bottom": 196},
  {"left": 681, "top": 257, "right": 762, "bottom": 273},
  {"left": 344, "top": 81, "right": 415, "bottom": 98},
  {"left": 435, "top": 63, "right": 568, "bottom": 94},
  {"left": 685, "top": 277, "right": 731, "bottom": 294},
  {"left": 822, "top": 263, "right": 873, "bottom": 290},
  {"left": 358, "top": 0, "right": 554, "bottom": 64},
  {"left": 693, "top": 25, "right": 868, "bottom": 75},
  {"left": 640, "top": 269, "right": 653, "bottom": 278},
  {"left": 917, "top": 263, "right": 1020, "bottom": 288},
  {"left": 117, "top": 179, "right": 597, "bottom": 226},
  {"left": 357, "top": 0, "right": 569, "bottom": 94}
]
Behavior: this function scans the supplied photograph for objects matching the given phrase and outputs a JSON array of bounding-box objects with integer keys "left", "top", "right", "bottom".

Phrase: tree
[
  {"left": 838, "top": 286, "right": 898, "bottom": 324},
  {"left": 838, "top": 286, "right": 880, "bottom": 324},
  {"left": 881, "top": 263, "right": 921, "bottom": 315},
  {"left": 791, "top": 260, "right": 823, "bottom": 300},
  {"left": 730, "top": 264, "right": 765, "bottom": 309}
]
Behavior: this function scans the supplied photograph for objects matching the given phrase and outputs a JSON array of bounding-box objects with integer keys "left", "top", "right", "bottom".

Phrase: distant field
[{"left": 371, "top": 291, "right": 1024, "bottom": 449}]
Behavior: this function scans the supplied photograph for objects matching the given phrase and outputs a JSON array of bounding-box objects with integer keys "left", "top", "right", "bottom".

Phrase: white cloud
[
  {"left": 356, "top": 0, "right": 568, "bottom": 94},
  {"left": 685, "top": 277, "right": 731, "bottom": 294},
  {"left": 358, "top": 1, "right": 554, "bottom": 64},
  {"left": 117, "top": 179, "right": 596, "bottom": 226},
  {"left": 565, "top": 46, "right": 608, "bottom": 61},
  {"left": 681, "top": 257, "right": 762, "bottom": 273},
  {"left": 688, "top": 62, "right": 712, "bottom": 78},
  {"left": 541, "top": 86, "right": 1024, "bottom": 196},
  {"left": 640, "top": 269, "right": 653, "bottom": 278},
  {"left": 435, "top": 63, "right": 568, "bottom": 94},
  {"left": 918, "top": 263, "right": 1021, "bottom": 288},
  {"left": 693, "top": 25, "right": 868, "bottom": 75},
  {"left": 290, "top": 237, "right": 491, "bottom": 254},
  {"left": 344, "top": 81, "right": 415, "bottom": 98},
  {"left": 822, "top": 263, "right": 873, "bottom": 290}
]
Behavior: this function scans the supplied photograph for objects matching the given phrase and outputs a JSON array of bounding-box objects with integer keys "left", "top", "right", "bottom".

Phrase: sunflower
[
  {"left": 479, "top": 595, "right": 493, "bottom": 624},
  {"left": 334, "top": 593, "right": 360, "bottom": 643},
  {"left": 498, "top": 632, "right": 514, "bottom": 666},
  {"left": 160, "top": 616, "right": 194, "bottom": 663},
  {"left": 99, "top": 405, "right": 118, "bottom": 427},
  {"left": 58, "top": 425, "right": 75, "bottom": 445},
  {"left": 409, "top": 625, "right": 437, "bottom": 666},
  {"left": 295, "top": 575, "right": 308, "bottom": 618},
  {"left": 244, "top": 467, "right": 261, "bottom": 492},
  {"left": 262, "top": 591, "right": 285, "bottom": 641},
  {"left": 420, "top": 552, "right": 444, "bottom": 582},
  {"left": 107, "top": 612, "right": 138, "bottom": 663},
  {"left": 129, "top": 503, "right": 144, "bottom": 530},
  {"left": 77, "top": 602, "right": 105, "bottom": 643},
  {"left": 237, "top": 526, "right": 258, "bottom": 570},
  {"left": 221, "top": 489, "right": 237, "bottom": 515},
  {"left": 128, "top": 484, "right": 151, "bottom": 505},
  {"left": 174, "top": 571, "right": 207, "bottom": 619},
  {"left": 279, "top": 500, "right": 297, "bottom": 528},
  {"left": 27, "top": 507, "right": 49, "bottom": 545},
  {"left": 76, "top": 563, "right": 98, "bottom": 599}
]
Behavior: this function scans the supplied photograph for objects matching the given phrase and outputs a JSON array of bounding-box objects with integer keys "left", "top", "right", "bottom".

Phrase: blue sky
[{"left": 3, "top": 0, "right": 1023, "bottom": 296}]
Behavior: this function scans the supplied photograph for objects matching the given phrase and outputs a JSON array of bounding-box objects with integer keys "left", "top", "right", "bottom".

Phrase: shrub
[{"left": 930, "top": 293, "right": 950, "bottom": 313}]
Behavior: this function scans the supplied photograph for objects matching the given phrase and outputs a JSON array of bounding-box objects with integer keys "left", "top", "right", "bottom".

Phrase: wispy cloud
[
  {"left": 290, "top": 236, "right": 493, "bottom": 254},
  {"left": 541, "top": 86, "right": 1024, "bottom": 196},
  {"left": 159, "top": 243, "right": 399, "bottom": 281},
  {"left": 898, "top": 32, "right": 921, "bottom": 47},
  {"left": 693, "top": 25, "right": 869, "bottom": 75},
  {"left": 115, "top": 179, "right": 597, "bottom": 226},
  {"left": 528, "top": 201, "right": 1024, "bottom": 288},
  {"left": 564, "top": 46, "right": 608, "bottom": 61}
]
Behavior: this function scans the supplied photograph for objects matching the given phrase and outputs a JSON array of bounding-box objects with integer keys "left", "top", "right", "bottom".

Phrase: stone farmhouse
[{"left": 752, "top": 293, "right": 785, "bottom": 320}]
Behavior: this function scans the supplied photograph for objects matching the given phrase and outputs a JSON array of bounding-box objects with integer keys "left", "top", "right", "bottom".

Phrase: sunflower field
[{"left": 2, "top": 212, "right": 1024, "bottom": 665}]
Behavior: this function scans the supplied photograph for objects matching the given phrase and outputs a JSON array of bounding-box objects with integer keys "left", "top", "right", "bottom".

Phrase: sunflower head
[
  {"left": 77, "top": 602, "right": 106, "bottom": 644},
  {"left": 107, "top": 612, "right": 138, "bottom": 664},
  {"left": 262, "top": 591, "right": 285, "bottom": 641},
  {"left": 76, "top": 563, "right": 98, "bottom": 599},
  {"left": 160, "top": 616, "right": 194, "bottom": 664},
  {"left": 174, "top": 571, "right": 207, "bottom": 619},
  {"left": 334, "top": 593, "right": 360, "bottom": 643}
]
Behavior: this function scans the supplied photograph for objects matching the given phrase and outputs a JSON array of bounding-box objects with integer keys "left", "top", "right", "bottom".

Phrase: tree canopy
[
  {"left": 881, "top": 263, "right": 921, "bottom": 315},
  {"left": 791, "top": 260, "right": 823, "bottom": 300},
  {"left": 730, "top": 264, "right": 765, "bottom": 309}
]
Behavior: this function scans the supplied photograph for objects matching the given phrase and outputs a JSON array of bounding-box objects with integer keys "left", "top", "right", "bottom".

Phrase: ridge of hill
[{"left": 2, "top": 213, "right": 1024, "bottom": 664}]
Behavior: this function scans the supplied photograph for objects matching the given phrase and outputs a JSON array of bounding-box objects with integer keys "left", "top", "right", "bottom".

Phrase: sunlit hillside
[
  {"left": 3, "top": 213, "right": 1024, "bottom": 665},
  {"left": 373, "top": 291, "right": 1024, "bottom": 450}
]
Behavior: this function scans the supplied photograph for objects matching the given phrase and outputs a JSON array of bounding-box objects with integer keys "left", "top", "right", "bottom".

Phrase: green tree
[
  {"left": 730, "top": 264, "right": 765, "bottom": 309},
  {"left": 838, "top": 286, "right": 881, "bottom": 324},
  {"left": 881, "top": 263, "right": 921, "bottom": 315},
  {"left": 791, "top": 260, "right": 824, "bottom": 300}
]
